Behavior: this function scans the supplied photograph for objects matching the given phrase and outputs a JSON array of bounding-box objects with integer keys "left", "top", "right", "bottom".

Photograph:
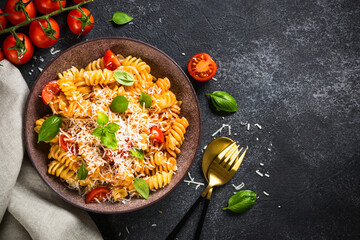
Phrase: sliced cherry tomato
[
  {"left": 85, "top": 187, "right": 110, "bottom": 203},
  {"left": 29, "top": 18, "right": 60, "bottom": 48},
  {"left": 150, "top": 126, "right": 164, "bottom": 143},
  {"left": 104, "top": 49, "right": 121, "bottom": 71},
  {"left": 3, "top": 33, "right": 33, "bottom": 65},
  {"left": 59, "top": 132, "right": 71, "bottom": 152},
  {"left": 34, "top": 0, "right": 66, "bottom": 15},
  {"left": 0, "top": 9, "right": 7, "bottom": 30},
  {"left": 0, "top": 49, "right": 4, "bottom": 61},
  {"left": 187, "top": 53, "right": 217, "bottom": 81},
  {"left": 67, "top": 7, "right": 94, "bottom": 36},
  {"left": 42, "top": 80, "right": 60, "bottom": 104},
  {"left": 5, "top": 0, "right": 36, "bottom": 26}
]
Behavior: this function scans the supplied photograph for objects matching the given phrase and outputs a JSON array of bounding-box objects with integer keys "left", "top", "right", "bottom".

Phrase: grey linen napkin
[{"left": 0, "top": 60, "right": 103, "bottom": 240}]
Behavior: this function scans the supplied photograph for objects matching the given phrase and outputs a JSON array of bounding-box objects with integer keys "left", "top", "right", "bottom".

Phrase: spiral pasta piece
[
  {"left": 83, "top": 69, "right": 115, "bottom": 86},
  {"left": 166, "top": 117, "right": 189, "bottom": 157},
  {"left": 154, "top": 91, "right": 177, "bottom": 109},
  {"left": 85, "top": 57, "right": 104, "bottom": 71},
  {"left": 121, "top": 56, "right": 151, "bottom": 73},
  {"left": 155, "top": 77, "right": 171, "bottom": 93},
  {"left": 48, "top": 160, "right": 76, "bottom": 181},
  {"left": 146, "top": 171, "right": 174, "bottom": 190},
  {"left": 48, "top": 144, "right": 81, "bottom": 171},
  {"left": 111, "top": 187, "right": 128, "bottom": 201}
]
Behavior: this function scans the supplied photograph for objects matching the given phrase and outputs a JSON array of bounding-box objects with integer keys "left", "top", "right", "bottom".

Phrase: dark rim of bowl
[{"left": 24, "top": 37, "right": 202, "bottom": 214}]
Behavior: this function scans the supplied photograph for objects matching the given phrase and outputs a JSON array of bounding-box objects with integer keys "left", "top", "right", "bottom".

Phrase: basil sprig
[
  {"left": 92, "top": 113, "right": 120, "bottom": 149},
  {"left": 38, "top": 115, "right": 62, "bottom": 143},
  {"left": 130, "top": 148, "right": 144, "bottom": 160},
  {"left": 139, "top": 92, "right": 152, "bottom": 108},
  {"left": 108, "top": 11, "right": 133, "bottom": 25},
  {"left": 223, "top": 190, "right": 256, "bottom": 213},
  {"left": 206, "top": 91, "right": 237, "bottom": 112},
  {"left": 77, "top": 158, "right": 88, "bottom": 180},
  {"left": 110, "top": 95, "right": 129, "bottom": 113},
  {"left": 114, "top": 70, "right": 137, "bottom": 86},
  {"left": 133, "top": 178, "right": 149, "bottom": 199}
]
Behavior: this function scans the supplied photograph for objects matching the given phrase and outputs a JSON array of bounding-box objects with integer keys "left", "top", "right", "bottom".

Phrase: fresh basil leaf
[
  {"left": 206, "top": 91, "right": 237, "bottom": 112},
  {"left": 110, "top": 95, "right": 129, "bottom": 113},
  {"left": 38, "top": 115, "right": 62, "bottom": 143},
  {"left": 97, "top": 112, "right": 109, "bottom": 126},
  {"left": 139, "top": 92, "right": 152, "bottom": 108},
  {"left": 130, "top": 148, "right": 144, "bottom": 160},
  {"left": 222, "top": 190, "right": 256, "bottom": 213},
  {"left": 101, "top": 131, "right": 117, "bottom": 149},
  {"left": 106, "top": 122, "right": 120, "bottom": 133},
  {"left": 92, "top": 127, "right": 104, "bottom": 138},
  {"left": 133, "top": 178, "right": 149, "bottom": 199},
  {"left": 114, "top": 70, "right": 137, "bottom": 86},
  {"left": 77, "top": 159, "right": 88, "bottom": 180},
  {"left": 109, "top": 11, "right": 133, "bottom": 25}
]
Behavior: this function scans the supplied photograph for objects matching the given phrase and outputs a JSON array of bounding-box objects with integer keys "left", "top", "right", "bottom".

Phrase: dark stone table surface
[{"left": 4, "top": 0, "right": 359, "bottom": 239}]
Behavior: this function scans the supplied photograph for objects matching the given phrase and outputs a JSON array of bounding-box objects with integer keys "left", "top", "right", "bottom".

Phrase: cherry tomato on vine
[
  {"left": 0, "top": 9, "right": 7, "bottom": 30},
  {"left": 34, "top": 0, "right": 66, "bottom": 15},
  {"left": 3, "top": 33, "right": 33, "bottom": 65},
  {"left": 104, "top": 49, "right": 121, "bottom": 71},
  {"left": 5, "top": 0, "right": 36, "bottom": 26},
  {"left": 0, "top": 49, "right": 4, "bottom": 61},
  {"left": 42, "top": 80, "right": 60, "bottom": 104},
  {"left": 67, "top": 7, "right": 94, "bottom": 36},
  {"left": 187, "top": 53, "right": 217, "bottom": 81},
  {"left": 29, "top": 18, "right": 60, "bottom": 48},
  {"left": 85, "top": 188, "right": 110, "bottom": 203},
  {"left": 150, "top": 126, "right": 164, "bottom": 143}
]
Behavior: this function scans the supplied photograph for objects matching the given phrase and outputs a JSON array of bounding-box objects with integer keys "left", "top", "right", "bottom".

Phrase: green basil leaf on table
[
  {"left": 106, "top": 122, "right": 120, "bottom": 133},
  {"left": 114, "top": 70, "right": 137, "bottom": 86},
  {"left": 222, "top": 190, "right": 257, "bottom": 213},
  {"left": 38, "top": 115, "right": 62, "bottom": 143},
  {"left": 97, "top": 112, "right": 109, "bottom": 126},
  {"left": 108, "top": 11, "right": 133, "bottom": 25},
  {"left": 133, "top": 178, "right": 149, "bottom": 199},
  {"left": 206, "top": 91, "right": 237, "bottom": 112},
  {"left": 77, "top": 159, "right": 88, "bottom": 180},
  {"left": 139, "top": 92, "right": 152, "bottom": 108},
  {"left": 110, "top": 95, "right": 129, "bottom": 113},
  {"left": 101, "top": 131, "right": 117, "bottom": 150},
  {"left": 92, "top": 127, "right": 104, "bottom": 138},
  {"left": 130, "top": 148, "right": 144, "bottom": 160}
]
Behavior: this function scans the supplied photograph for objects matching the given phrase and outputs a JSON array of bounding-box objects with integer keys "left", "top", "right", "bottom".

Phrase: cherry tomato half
[
  {"left": 85, "top": 187, "right": 110, "bottom": 203},
  {"left": 29, "top": 18, "right": 60, "bottom": 48},
  {"left": 0, "top": 9, "right": 7, "bottom": 30},
  {"left": 150, "top": 126, "right": 164, "bottom": 143},
  {"left": 104, "top": 49, "right": 121, "bottom": 71},
  {"left": 0, "top": 49, "right": 4, "bottom": 61},
  {"left": 5, "top": 0, "right": 36, "bottom": 26},
  {"left": 59, "top": 132, "right": 71, "bottom": 152},
  {"left": 187, "top": 53, "right": 217, "bottom": 81},
  {"left": 42, "top": 80, "right": 60, "bottom": 104},
  {"left": 34, "top": 0, "right": 66, "bottom": 15},
  {"left": 3, "top": 33, "right": 34, "bottom": 65},
  {"left": 67, "top": 7, "right": 94, "bottom": 36}
]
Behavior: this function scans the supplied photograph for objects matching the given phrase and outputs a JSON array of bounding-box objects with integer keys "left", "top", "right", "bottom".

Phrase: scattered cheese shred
[
  {"left": 264, "top": 173, "right": 270, "bottom": 177},
  {"left": 212, "top": 77, "right": 218, "bottom": 81},
  {"left": 184, "top": 172, "right": 204, "bottom": 189},
  {"left": 232, "top": 182, "right": 245, "bottom": 191},
  {"left": 50, "top": 47, "right": 61, "bottom": 55},
  {"left": 255, "top": 170, "right": 263, "bottom": 177},
  {"left": 247, "top": 123, "right": 250, "bottom": 131},
  {"left": 259, "top": 163, "right": 264, "bottom": 166},
  {"left": 212, "top": 124, "right": 231, "bottom": 136},
  {"left": 254, "top": 123, "right": 262, "bottom": 129},
  {"left": 126, "top": 226, "right": 130, "bottom": 234},
  {"left": 263, "top": 191, "right": 270, "bottom": 196}
]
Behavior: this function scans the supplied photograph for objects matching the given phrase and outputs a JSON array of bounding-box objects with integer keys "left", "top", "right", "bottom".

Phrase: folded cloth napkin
[{"left": 0, "top": 60, "right": 103, "bottom": 240}]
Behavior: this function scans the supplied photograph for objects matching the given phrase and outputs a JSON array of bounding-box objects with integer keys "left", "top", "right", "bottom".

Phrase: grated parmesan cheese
[
  {"left": 263, "top": 191, "right": 270, "bottom": 196},
  {"left": 232, "top": 182, "right": 245, "bottom": 191},
  {"left": 212, "top": 77, "right": 218, "bottom": 81},
  {"left": 184, "top": 172, "right": 204, "bottom": 189},
  {"left": 152, "top": 224, "right": 157, "bottom": 227},
  {"left": 254, "top": 123, "right": 262, "bottom": 129},
  {"left": 255, "top": 170, "right": 263, "bottom": 177},
  {"left": 259, "top": 163, "right": 264, "bottom": 166},
  {"left": 264, "top": 173, "right": 270, "bottom": 177},
  {"left": 50, "top": 47, "right": 61, "bottom": 55}
]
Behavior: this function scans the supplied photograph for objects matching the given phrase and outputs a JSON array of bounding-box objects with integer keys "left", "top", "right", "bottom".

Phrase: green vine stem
[{"left": 0, "top": 0, "right": 94, "bottom": 35}]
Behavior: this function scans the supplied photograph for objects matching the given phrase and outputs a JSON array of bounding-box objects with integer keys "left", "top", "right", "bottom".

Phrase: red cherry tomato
[
  {"left": 3, "top": 33, "right": 33, "bottom": 65},
  {"left": 34, "top": 0, "right": 66, "bottom": 15},
  {"left": 5, "top": 0, "right": 36, "bottom": 26},
  {"left": 67, "top": 7, "right": 94, "bottom": 36},
  {"left": 29, "top": 18, "right": 60, "bottom": 48},
  {"left": 85, "top": 187, "right": 110, "bottom": 203},
  {"left": 72, "top": 0, "right": 83, "bottom": 3},
  {"left": 150, "top": 126, "right": 164, "bottom": 143},
  {"left": 0, "top": 49, "right": 4, "bottom": 61},
  {"left": 59, "top": 132, "right": 71, "bottom": 152},
  {"left": 187, "top": 53, "right": 217, "bottom": 81},
  {"left": 104, "top": 49, "right": 121, "bottom": 71},
  {"left": 42, "top": 80, "right": 60, "bottom": 104},
  {"left": 0, "top": 9, "right": 7, "bottom": 30}
]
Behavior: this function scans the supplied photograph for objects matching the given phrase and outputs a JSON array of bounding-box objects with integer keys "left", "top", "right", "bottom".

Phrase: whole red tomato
[
  {"left": 3, "top": 33, "right": 34, "bottom": 65},
  {"left": 34, "top": 0, "right": 66, "bottom": 15},
  {"left": 0, "top": 9, "right": 7, "bottom": 30},
  {"left": 5, "top": 0, "right": 36, "bottom": 26},
  {"left": 67, "top": 7, "right": 94, "bottom": 36},
  {"left": 29, "top": 18, "right": 60, "bottom": 48}
]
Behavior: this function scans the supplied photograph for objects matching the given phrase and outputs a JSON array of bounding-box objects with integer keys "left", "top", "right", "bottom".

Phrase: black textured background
[{"left": 3, "top": 0, "right": 360, "bottom": 239}]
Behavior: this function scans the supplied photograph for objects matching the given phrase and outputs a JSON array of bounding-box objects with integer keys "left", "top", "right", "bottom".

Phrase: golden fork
[{"left": 166, "top": 142, "right": 247, "bottom": 240}]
